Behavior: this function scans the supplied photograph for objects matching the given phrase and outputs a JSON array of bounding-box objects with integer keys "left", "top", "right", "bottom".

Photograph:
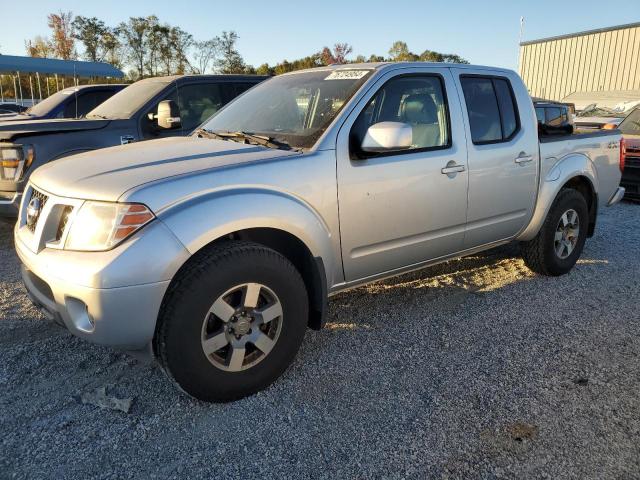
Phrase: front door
[{"left": 336, "top": 68, "right": 469, "bottom": 282}]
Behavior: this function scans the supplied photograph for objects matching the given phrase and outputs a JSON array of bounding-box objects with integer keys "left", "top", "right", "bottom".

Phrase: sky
[{"left": 2, "top": 0, "right": 638, "bottom": 72}]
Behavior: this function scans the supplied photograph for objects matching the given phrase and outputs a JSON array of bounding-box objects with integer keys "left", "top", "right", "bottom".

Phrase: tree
[
  {"left": 142, "top": 16, "right": 162, "bottom": 76},
  {"left": 388, "top": 41, "right": 418, "bottom": 62},
  {"left": 332, "top": 43, "right": 353, "bottom": 64},
  {"left": 25, "top": 36, "right": 53, "bottom": 58},
  {"left": 169, "top": 27, "right": 193, "bottom": 74},
  {"left": 118, "top": 17, "right": 152, "bottom": 79},
  {"left": 440, "top": 53, "right": 469, "bottom": 64},
  {"left": 255, "top": 63, "right": 273, "bottom": 76},
  {"left": 320, "top": 43, "right": 353, "bottom": 65},
  {"left": 73, "top": 16, "right": 108, "bottom": 62},
  {"left": 367, "top": 54, "right": 385, "bottom": 63},
  {"left": 48, "top": 11, "right": 76, "bottom": 60},
  {"left": 193, "top": 38, "right": 219, "bottom": 74},
  {"left": 101, "top": 29, "right": 122, "bottom": 68},
  {"left": 216, "top": 31, "right": 246, "bottom": 74}
]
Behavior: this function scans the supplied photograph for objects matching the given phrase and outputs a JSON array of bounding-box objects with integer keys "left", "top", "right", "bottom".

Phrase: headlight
[
  {"left": 65, "top": 201, "right": 154, "bottom": 251},
  {"left": 0, "top": 144, "right": 34, "bottom": 181}
]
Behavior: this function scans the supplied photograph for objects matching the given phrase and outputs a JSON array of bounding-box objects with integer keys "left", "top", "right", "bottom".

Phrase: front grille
[{"left": 26, "top": 189, "right": 49, "bottom": 233}]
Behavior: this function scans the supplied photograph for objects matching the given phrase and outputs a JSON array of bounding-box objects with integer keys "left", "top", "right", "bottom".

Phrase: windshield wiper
[
  {"left": 86, "top": 113, "right": 109, "bottom": 120},
  {"left": 195, "top": 128, "right": 300, "bottom": 152},
  {"left": 194, "top": 128, "right": 227, "bottom": 140}
]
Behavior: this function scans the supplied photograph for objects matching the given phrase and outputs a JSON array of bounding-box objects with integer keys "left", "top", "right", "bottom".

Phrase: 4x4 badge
[{"left": 121, "top": 135, "right": 135, "bottom": 145}]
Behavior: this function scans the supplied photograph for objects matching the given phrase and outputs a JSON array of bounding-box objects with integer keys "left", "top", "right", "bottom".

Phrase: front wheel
[
  {"left": 154, "top": 241, "right": 308, "bottom": 402},
  {"left": 520, "top": 188, "right": 589, "bottom": 276}
]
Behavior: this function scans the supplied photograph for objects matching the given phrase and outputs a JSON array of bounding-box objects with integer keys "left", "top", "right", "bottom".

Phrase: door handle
[
  {"left": 441, "top": 164, "right": 466, "bottom": 175},
  {"left": 515, "top": 153, "right": 534, "bottom": 164}
]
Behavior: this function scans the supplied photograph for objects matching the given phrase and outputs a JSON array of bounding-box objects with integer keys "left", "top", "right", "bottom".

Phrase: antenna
[{"left": 74, "top": 64, "right": 78, "bottom": 118}]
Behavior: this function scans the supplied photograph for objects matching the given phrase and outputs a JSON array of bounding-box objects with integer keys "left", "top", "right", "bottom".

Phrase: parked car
[
  {"left": 0, "top": 84, "right": 126, "bottom": 123},
  {"left": 15, "top": 63, "right": 624, "bottom": 402},
  {"left": 0, "top": 103, "right": 28, "bottom": 114},
  {"left": 616, "top": 107, "right": 640, "bottom": 200},
  {"left": 573, "top": 104, "right": 625, "bottom": 130},
  {"left": 0, "top": 75, "right": 267, "bottom": 217},
  {"left": 534, "top": 101, "right": 574, "bottom": 135}
]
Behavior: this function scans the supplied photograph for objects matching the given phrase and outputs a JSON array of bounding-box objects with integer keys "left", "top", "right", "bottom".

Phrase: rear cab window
[{"left": 460, "top": 75, "right": 520, "bottom": 144}]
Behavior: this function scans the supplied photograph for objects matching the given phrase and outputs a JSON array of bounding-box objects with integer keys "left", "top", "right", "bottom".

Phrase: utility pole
[{"left": 518, "top": 16, "right": 525, "bottom": 73}]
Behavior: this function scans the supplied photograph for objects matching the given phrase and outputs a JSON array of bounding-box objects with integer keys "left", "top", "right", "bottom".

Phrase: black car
[
  {"left": 534, "top": 101, "right": 574, "bottom": 136},
  {"left": 0, "top": 84, "right": 126, "bottom": 122},
  {"left": 0, "top": 74, "right": 268, "bottom": 217},
  {"left": 0, "top": 103, "right": 28, "bottom": 114}
]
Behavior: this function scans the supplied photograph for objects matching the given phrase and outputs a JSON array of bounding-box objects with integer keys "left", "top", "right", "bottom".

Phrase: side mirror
[
  {"left": 156, "top": 100, "right": 181, "bottom": 129},
  {"left": 361, "top": 122, "right": 412, "bottom": 153}
]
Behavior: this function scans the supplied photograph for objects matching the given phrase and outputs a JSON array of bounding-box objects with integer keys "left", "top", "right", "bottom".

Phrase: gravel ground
[{"left": 1, "top": 202, "right": 639, "bottom": 479}]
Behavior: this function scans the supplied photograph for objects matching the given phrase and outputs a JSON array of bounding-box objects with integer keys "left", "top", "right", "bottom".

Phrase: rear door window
[
  {"left": 460, "top": 76, "right": 520, "bottom": 144},
  {"left": 493, "top": 79, "right": 517, "bottom": 138}
]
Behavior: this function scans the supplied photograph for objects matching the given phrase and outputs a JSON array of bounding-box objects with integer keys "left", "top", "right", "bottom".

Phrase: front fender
[
  {"left": 158, "top": 187, "right": 337, "bottom": 284},
  {"left": 517, "top": 153, "right": 597, "bottom": 241}
]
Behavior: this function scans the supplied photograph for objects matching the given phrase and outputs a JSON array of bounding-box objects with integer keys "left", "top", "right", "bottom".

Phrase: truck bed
[{"left": 539, "top": 129, "right": 622, "bottom": 208}]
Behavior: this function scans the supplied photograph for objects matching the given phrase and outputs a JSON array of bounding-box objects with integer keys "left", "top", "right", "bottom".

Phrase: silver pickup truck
[{"left": 15, "top": 63, "right": 625, "bottom": 402}]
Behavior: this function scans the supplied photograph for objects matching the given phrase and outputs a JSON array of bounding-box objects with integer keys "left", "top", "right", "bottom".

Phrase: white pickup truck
[{"left": 15, "top": 63, "right": 625, "bottom": 402}]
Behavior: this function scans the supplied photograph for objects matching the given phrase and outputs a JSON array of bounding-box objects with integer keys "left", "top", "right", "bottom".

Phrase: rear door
[
  {"left": 336, "top": 66, "right": 469, "bottom": 281},
  {"left": 452, "top": 69, "right": 539, "bottom": 248}
]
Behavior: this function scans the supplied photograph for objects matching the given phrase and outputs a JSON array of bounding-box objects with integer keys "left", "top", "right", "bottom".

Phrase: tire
[
  {"left": 154, "top": 241, "right": 308, "bottom": 402},
  {"left": 520, "top": 188, "right": 589, "bottom": 276}
]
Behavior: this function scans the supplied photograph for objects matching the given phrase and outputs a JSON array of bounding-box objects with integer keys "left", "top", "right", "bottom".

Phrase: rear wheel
[
  {"left": 520, "top": 188, "right": 589, "bottom": 276},
  {"left": 154, "top": 241, "right": 308, "bottom": 402}
]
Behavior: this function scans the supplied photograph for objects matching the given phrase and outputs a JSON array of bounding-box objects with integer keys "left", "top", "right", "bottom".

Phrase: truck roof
[
  {"left": 134, "top": 74, "right": 270, "bottom": 84},
  {"left": 281, "top": 62, "right": 516, "bottom": 76}
]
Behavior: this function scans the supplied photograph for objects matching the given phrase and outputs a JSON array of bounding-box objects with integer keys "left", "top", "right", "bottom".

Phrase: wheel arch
[
  {"left": 159, "top": 190, "right": 336, "bottom": 330},
  {"left": 518, "top": 153, "right": 598, "bottom": 241}
]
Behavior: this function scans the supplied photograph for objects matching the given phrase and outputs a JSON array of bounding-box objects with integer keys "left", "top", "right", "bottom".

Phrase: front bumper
[
  {"left": 0, "top": 191, "right": 20, "bottom": 218},
  {"left": 20, "top": 263, "right": 169, "bottom": 348},
  {"left": 15, "top": 215, "right": 190, "bottom": 349}
]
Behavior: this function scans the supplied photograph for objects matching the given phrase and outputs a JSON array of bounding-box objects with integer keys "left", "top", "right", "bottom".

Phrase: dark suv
[
  {"left": 0, "top": 74, "right": 268, "bottom": 217},
  {"left": 0, "top": 84, "right": 126, "bottom": 122}
]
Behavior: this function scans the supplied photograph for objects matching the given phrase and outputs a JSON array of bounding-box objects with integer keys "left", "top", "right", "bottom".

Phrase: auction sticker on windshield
[{"left": 325, "top": 70, "right": 370, "bottom": 80}]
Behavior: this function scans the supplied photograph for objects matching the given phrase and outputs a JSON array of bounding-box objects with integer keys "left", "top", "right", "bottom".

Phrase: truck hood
[
  {"left": 30, "top": 136, "right": 300, "bottom": 202},
  {"left": 0, "top": 118, "right": 109, "bottom": 141}
]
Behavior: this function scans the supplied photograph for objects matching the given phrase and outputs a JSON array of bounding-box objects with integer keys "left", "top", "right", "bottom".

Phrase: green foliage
[
  {"left": 25, "top": 12, "right": 470, "bottom": 80},
  {"left": 217, "top": 31, "right": 247, "bottom": 74}
]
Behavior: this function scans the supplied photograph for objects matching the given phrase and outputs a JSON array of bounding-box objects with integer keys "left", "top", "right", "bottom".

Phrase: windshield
[
  {"left": 27, "top": 88, "right": 77, "bottom": 117},
  {"left": 202, "top": 69, "right": 374, "bottom": 149},
  {"left": 87, "top": 80, "right": 169, "bottom": 119},
  {"left": 619, "top": 109, "right": 640, "bottom": 135}
]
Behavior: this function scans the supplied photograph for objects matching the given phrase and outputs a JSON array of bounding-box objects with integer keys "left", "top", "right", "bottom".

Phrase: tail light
[{"left": 620, "top": 137, "right": 626, "bottom": 173}]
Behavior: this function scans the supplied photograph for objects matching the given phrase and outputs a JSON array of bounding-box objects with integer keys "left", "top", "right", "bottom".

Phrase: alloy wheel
[{"left": 201, "top": 283, "right": 283, "bottom": 372}]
